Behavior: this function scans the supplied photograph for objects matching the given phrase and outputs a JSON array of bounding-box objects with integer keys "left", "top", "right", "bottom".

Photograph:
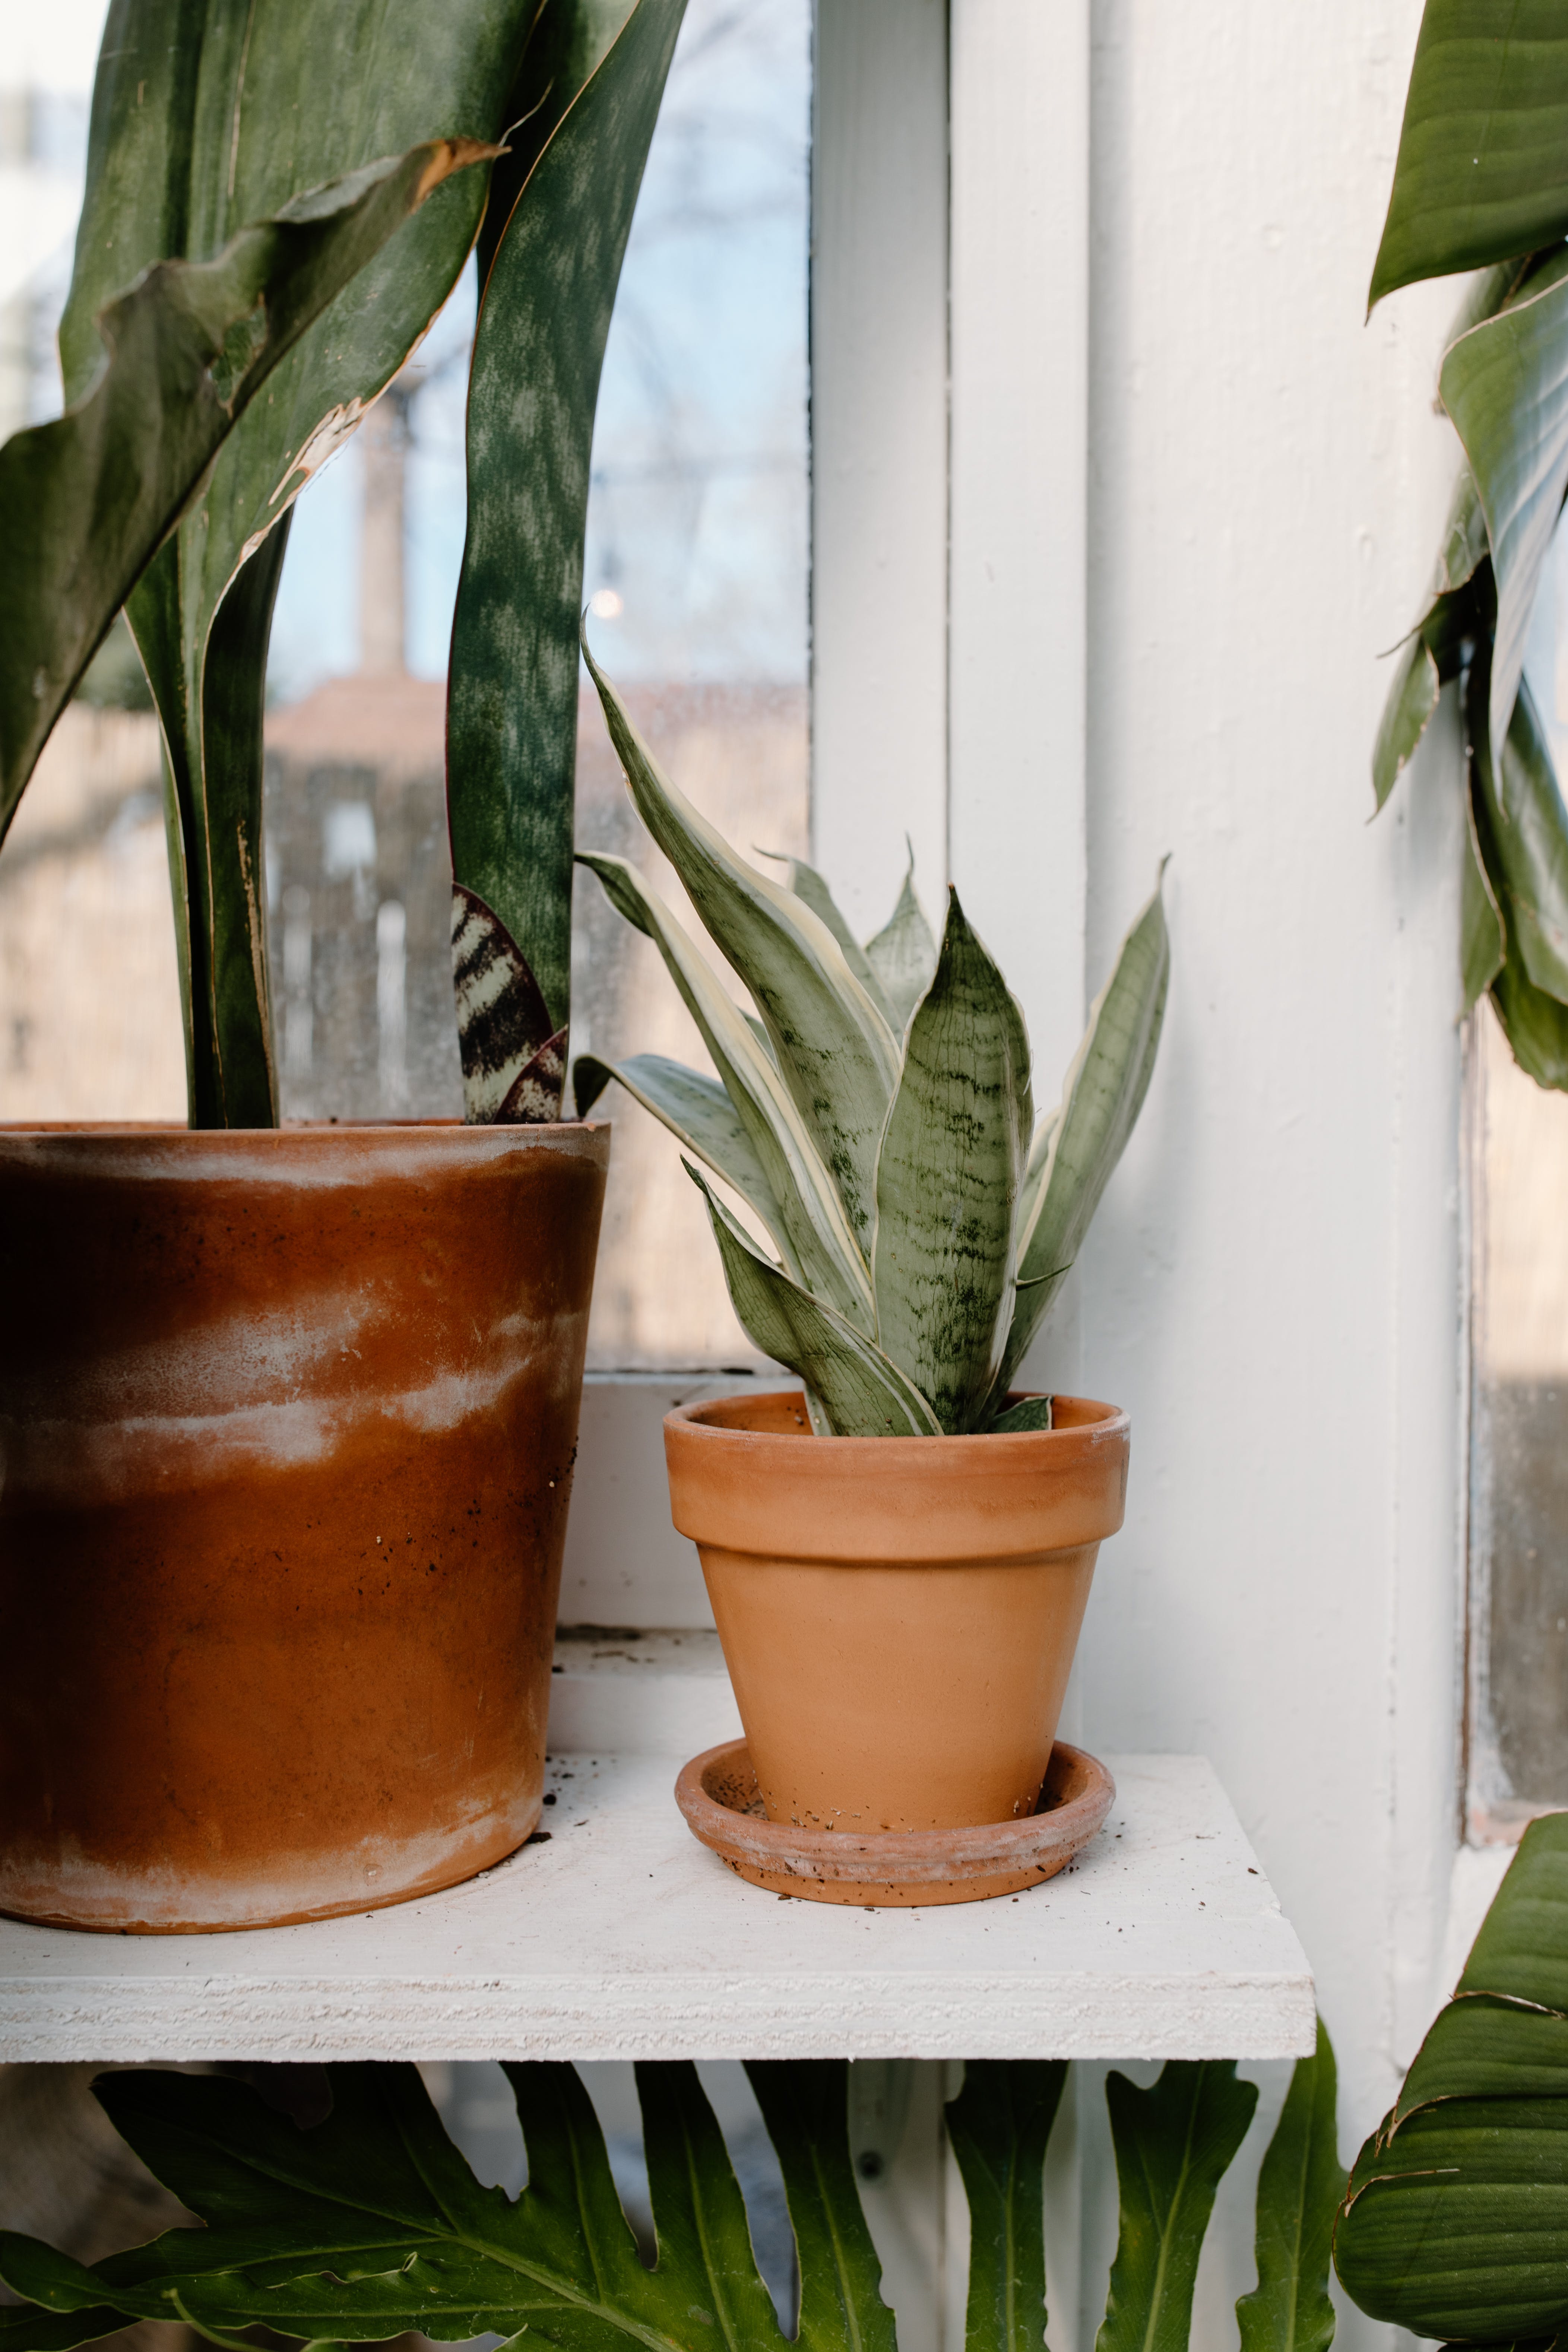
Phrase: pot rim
[
  {"left": 0, "top": 1118, "right": 608, "bottom": 1139},
  {"left": 666, "top": 1385, "right": 1130, "bottom": 1453}
]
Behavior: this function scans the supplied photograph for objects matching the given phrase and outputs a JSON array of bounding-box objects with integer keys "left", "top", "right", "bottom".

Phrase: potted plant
[
  {"left": 0, "top": 0, "right": 685, "bottom": 1933},
  {"left": 572, "top": 643, "right": 1171, "bottom": 1865}
]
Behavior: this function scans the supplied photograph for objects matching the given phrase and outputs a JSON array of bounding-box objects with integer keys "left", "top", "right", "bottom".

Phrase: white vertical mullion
[
  {"left": 949, "top": 0, "right": 1090, "bottom": 1095},
  {"left": 811, "top": 0, "right": 950, "bottom": 937}
]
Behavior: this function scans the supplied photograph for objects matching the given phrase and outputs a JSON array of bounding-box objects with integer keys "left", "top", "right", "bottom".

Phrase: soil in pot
[
  {"left": 0, "top": 1120, "right": 608, "bottom": 1933},
  {"left": 664, "top": 1388, "right": 1129, "bottom": 1837}
]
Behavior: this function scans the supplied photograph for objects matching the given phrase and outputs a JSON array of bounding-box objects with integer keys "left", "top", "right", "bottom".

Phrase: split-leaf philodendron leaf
[
  {"left": 1237, "top": 2019, "right": 1346, "bottom": 2352},
  {"left": 945, "top": 2060, "right": 1068, "bottom": 2352},
  {"left": 1372, "top": 3, "right": 1568, "bottom": 1087},
  {"left": 578, "top": 666, "right": 1171, "bottom": 1435},
  {"left": 447, "top": 0, "right": 687, "bottom": 1116},
  {"left": 1097, "top": 2062, "right": 1260, "bottom": 2352},
  {"left": 0, "top": 141, "right": 485, "bottom": 856},
  {"left": 59, "top": 0, "right": 539, "bottom": 1125},
  {"left": 1335, "top": 1812, "right": 1568, "bottom": 2345}
]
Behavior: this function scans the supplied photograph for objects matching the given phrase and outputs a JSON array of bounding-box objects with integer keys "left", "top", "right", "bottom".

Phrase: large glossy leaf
[
  {"left": 688, "top": 1164, "right": 942, "bottom": 1437},
  {"left": 1095, "top": 2063, "right": 1259, "bottom": 2352},
  {"left": 872, "top": 891, "right": 1027, "bottom": 1433},
  {"left": 945, "top": 2061, "right": 1068, "bottom": 2352},
  {"left": 864, "top": 864, "right": 940, "bottom": 1036},
  {"left": 1472, "top": 665, "right": 1568, "bottom": 1003},
  {"left": 573, "top": 1050, "right": 788, "bottom": 1242},
  {"left": 447, "top": 0, "right": 684, "bottom": 1072},
  {"left": 1492, "top": 952, "right": 1568, "bottom": 1085},
  {"left": 1439, "top": 247, "right": 1568, "bottom": 777},
  {"left": 997, "top": 876, "right": 1170, "bottom": 1401},
  {"left": 0, "top": 2060, "right": 863, "bottom": 2352},
  {"left": 1236, "top": 2020, "right": 1345, "bottom": 2352},
  {"left": 1336, "top": 1814, "right": 1568, "bottom": 2343},
  {"left": 61, "top": 0, "right": 533, "bottom": 1123},
  {"left": 742, "top": 2063, "right": 897, "bottom": 2352},
  {"left": 1368, "top": 0, "right": 1568, "bottom": 308},
  {"left": 0, "top": 148, "right": 481, "bottom": 840},
  {"left": 578, "top": 853, "right": 873, "bottom": 1325},
  {"left": 584, "top": 643, "right": 902, "bottom": 1247}
]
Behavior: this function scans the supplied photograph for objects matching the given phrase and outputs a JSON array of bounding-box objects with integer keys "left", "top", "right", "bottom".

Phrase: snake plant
[{"left": 572, "top": 644, "right": 1171, "bottom": 1437}]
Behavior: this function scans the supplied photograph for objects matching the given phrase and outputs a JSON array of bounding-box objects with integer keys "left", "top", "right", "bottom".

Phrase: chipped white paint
[{"left": 0, "top": 1751, "right": 1312, "bottom": 2063}]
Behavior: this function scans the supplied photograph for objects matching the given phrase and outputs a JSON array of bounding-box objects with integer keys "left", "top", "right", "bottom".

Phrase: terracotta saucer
[{"left": 673, "top": 1738, "right": 1115, "bottom": 1908}]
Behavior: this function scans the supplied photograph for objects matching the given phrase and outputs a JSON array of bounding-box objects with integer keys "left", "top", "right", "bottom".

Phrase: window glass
[{"left": 0, "top": 0, "right": 812, "bottom": 1373}]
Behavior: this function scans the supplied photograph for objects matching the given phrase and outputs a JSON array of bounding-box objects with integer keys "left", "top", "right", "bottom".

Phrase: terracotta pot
[
  {"left": 664, "top": 1389, "right": 1129, "bottom": 1835},
  {"left": 0, "top": 1121, "right": 608, "bottom": 1933}
]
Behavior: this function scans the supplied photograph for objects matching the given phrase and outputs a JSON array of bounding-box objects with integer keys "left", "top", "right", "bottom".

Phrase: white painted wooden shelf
[{"left": 0, "top": 1638, "right": 1312, "bottom": 2064}]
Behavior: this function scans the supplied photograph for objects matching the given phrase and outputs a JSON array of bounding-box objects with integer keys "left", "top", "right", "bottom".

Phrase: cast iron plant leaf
[
  {"left": 945, "top": 2060, "right": 1068, "bottom": 2352},
  {"left": 447, "top": 0, "right": 688, "bottom": 1119},
  {"left": 0, "top": 2059, "right": 899, "bottom": 2352},
  {"left": 0, "top": 139, "right": 487, "bottom": 835},
  {"left": 59, "top": 0, "right": 542, "bottom": 1125},
  {"left": 1096, "top": 2061, "right": 1259, "bottom": 2352},
  {"left": 1335, "top": 1813, "right": 1568, "bottom": 2347}
]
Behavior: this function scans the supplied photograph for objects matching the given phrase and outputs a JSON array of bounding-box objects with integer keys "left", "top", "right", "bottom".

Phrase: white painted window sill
[{"left": 0, "top": 1641, "right": 1313, "bottom": 2064}]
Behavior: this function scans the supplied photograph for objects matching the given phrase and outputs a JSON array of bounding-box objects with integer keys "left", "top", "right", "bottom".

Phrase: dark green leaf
[
  {"left": 1372, "top": 632, "right": 1440, "bottom": 812},
  {"left": 1439, "top": 247, "right": 1568, "bottom": 775},
  {"left": 1369, "top": 0, "right": 1568, "bottom": 307},
  {"left": 0, "top": 140, "right": 482, "bottom": 850},
  {"left": 1236, "top": 2019, "right": 1345, "bottom": 2352},
  {"left": 447, "top": 0, "right": 685, "bottom": 1055},
  {"left": 945, "top": 2060, "right": 1068, "bottom": 2352},
  {"left": 634, "top": 2063, "right": 784, "bottom": 2351},
  {"left": 743, "top": 2062, "right": 897, "bottom": 2352},
  {"left": 1336, "top": 1816, "right": 1568, "bottom": 2343},
  {"left": 1465, "top": 769, "right": 1509, "bottom": 1009},
  {"left": 1095, "top": 2062, "right": 1258, "bottom": 2352},
  {"left": 1473, "top": 668, "right": 1568, "bottom": 1004},
  {"left": 687, "top": 1163, "right": 941, "bottom": 1436},
  {"left": 872, "top": 890, "right": 1027, "bottom": 1432},
  {"left": 584, "top": 640, "right": 901, "bottom": 1248},
  {"left": 1491, "top": 954, "right": 1568, "bottom": 1085}
]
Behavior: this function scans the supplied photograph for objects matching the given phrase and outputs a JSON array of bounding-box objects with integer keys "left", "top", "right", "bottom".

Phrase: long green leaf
[
  {"left": 1472, "top": 665, "right": 1568, "bottom": 1004},
  {"left": 0, "top": 2061, "right": 809, "bottom": 2352},
  {"left": 1372, "top": 631, "right": 1441, "bottom": 814},
  {"left": 1096, "top": 2063, "right": 1259, "bottom": 2352},
  {"left": 945, "top": 2061, "right": 1068, "bottom": 2352},
  {"left": 583, "top": 641, "right": 902, "bottom": 1247},
  {"left": 1368, "top": 0, "right": 1568, "bottom": 308},
  {"left": 687, "top": 1164, "right": 941, "bottom": 1437},
  {"left": 448, "top": 0, "right": 685, "bottom": 1063},
  {"left": 758, "top": 852, "right": 899, "bottom": 1031},
  {"left": 1439, "top": 247, "right": 1568, "bottom": 776},
  {"left": 579, "top": 852, "right": 873, "bottom": 1324},
  {"left": 0, "top": 142, "right": 482, "bottom": 845},
  {"left": 872, "top": 890, "right": 1027, "bottom": 1433},
  {"left": 63, "top": 0, "right": 533, "bottom": 1124},
  {"left": 744, "top": 2063, "right": 897, "bottom": 2352},
  {"left": 1236, "top": 2019, "right": 1344, "bottom": 2352},
  {"left": 997, "top": 876, "right": 1170, "bottom": 1400},
  {"left": 1465, "top": 763, "right": 1509, "bottom": 1010},
  {"left": 865, "top": 864, "right": 940, "bottom": 1035},
  {"left": 574, "top": 1050, "right": 789, "bottom": 1246},
  {"left": 1335, "top": 1814, "right": 1568, "bottom": 2344}
]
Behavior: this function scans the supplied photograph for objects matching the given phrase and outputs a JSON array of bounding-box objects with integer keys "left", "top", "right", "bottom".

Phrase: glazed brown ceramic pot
[
  {"left": 664, "top": 1389, "right": 1129, "bottom": 1835},
  {"left": 0, "top": 1121, "right": 608, "bottom": 1933}
]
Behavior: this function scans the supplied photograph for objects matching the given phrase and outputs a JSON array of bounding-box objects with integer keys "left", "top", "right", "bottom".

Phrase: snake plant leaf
[
  {"left": 743, "top": 2063, "right": 897, "bottom": 2352},
  {"left": 757, "top": 851, "right": 899, "bottom": 1030},
  {"left": 578, "top": 853, "right": 873, "bottom": 1323},
  {"left": 1335, "top": 1816, "right": 1568, "bottom": 2344},
  {"left": 574, "top": 1051, "right": 789, "bottom": 1244},
  {"left": 986, "top": 1395, "right": 1055, "bottom": 1434},
  {"left": 1368, "top": 0, "right": 1568, "bottom": 308},
  {"left": 1439, "top": 247, "right": 1568, "bottom": 776},
  {"left": 0, "top": 2060, "right": 813, "bottom": 2352},
  {"left": 865, "top": 862, "right": 941, "bottom": 1034},
  {"left": 1236, "top": 2020, "right": 1345, "bottom": 2352},
  {"left": 687, "top": 1164, "right": 942, "bottom": 1437},
  {"left": 450, "top": 884, "right": 565, "bottom": 1120},
  {"left": 872, "top": 890, "right": 1027, "bottom": 1433},
  {"left": 997, "top": 874, "right": 1170, "bottom": 1400},
  {"left": 61, "top": 0, "right": 534, "bottom": 1125},
  {"left": 1471, "top": 664, "right": 1568, "bottom": 1004},
  {"left": 1096, "top": 2063, "right": 1259, "bottom": 2352},
  {"left": 448, "top": 0, "right": 686, "bottom": 1071},
  {"left": 945, "top": 2061, "right": 1068, "bottom": 2352},
  {"left": 0, "top": 142, "right": 482, "bottom": 846},
  {"left": 583, "top": 641, "right": 902, "bottom": 1247}
]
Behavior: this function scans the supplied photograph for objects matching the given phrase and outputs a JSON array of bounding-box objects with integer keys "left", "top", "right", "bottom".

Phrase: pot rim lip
[
  {"left": 665, "top": 1385, "right": 1130, "bottom": 1449},
  {"left": 0, "top": 1118, "right": 609, "bottom": 1147}
]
